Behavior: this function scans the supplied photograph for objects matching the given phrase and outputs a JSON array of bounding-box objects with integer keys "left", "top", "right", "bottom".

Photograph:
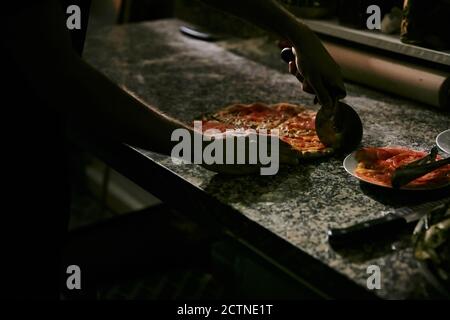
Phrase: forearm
[
  {"left": 67, "top": 57, "right": 187, "bottom": 155},
  {"left": 3, "top": 0, "right": 186, "bottom": 156},
  {"left": 201, "top": 0, "right": 311, "bottom": 47}
]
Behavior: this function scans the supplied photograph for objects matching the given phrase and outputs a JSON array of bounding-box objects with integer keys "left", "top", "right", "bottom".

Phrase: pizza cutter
[
  {"left": 281, "top": 48, "right": 363, "bottom": 151},
  {"left": 315, "top": 100, "right": 363, "bottom": 152}
]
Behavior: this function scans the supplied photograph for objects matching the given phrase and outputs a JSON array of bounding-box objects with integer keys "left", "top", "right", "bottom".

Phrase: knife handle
[{"left": 327, "top": 214, "right": 407, "bottom": 247}]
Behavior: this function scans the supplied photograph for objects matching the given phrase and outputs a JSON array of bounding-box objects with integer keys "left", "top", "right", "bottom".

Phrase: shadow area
[
  {"left": 330, "top": 228, "right": 414, "bottom": 263},
  {"left": 359, "top": 182, "right": 450, "bottom": 208},
  {"left": 62, "top": 203, "right": 217, "bottom": 298},
  {"left": 202, "top": 162, "right": 315, "bottom": 205},
  {"left": 329, "top": 184, "right": 449, "bottom": 263}
]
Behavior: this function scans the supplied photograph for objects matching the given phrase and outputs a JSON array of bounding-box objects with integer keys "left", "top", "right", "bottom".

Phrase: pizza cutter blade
[
  {"left": 280, "top": 48, "right": 362, "bottom": 151},
  {"left": 315, "top": 101, "right": 363, "bottom": 152}
]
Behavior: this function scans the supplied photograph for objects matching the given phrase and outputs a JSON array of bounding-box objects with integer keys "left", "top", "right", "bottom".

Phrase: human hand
[
  {"left": 280, "top": 28, "right": 346, "bottom": 109},
  {"left": 200, "top": 130, "right": 298, "bottom": 175}
]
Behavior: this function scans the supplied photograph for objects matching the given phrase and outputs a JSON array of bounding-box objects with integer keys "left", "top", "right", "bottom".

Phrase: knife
[{"left": 327, "top": 198, "right": 450, "bottom": 247}]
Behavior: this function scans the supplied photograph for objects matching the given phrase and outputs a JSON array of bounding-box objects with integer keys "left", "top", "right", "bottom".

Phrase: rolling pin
[{"left": 322, "top": 40, "right": 450, "bottom": 110}]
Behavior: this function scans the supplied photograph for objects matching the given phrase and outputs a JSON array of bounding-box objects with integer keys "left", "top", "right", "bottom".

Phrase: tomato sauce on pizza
[
  {"left": 197, "top": 102, "right": 332, "bottom": 158},
  {"left": 355, "top": 147, "right": 450, "bottom": 188}
]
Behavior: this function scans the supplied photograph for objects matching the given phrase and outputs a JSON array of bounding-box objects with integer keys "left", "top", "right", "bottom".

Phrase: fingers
[
  {"left": 201, "top": 133, "right": 298, "bottom": 175},
  {"left": 288, "top": 61, "right": 297, "bottom": 76},
  {"left": 278, "top": 39, "right": 293, "bottom": 49},
  {"left": 321, "top": 75, "right": 347, "bottom": 106},
  {"left": 302, "top": 80, "right": 315, "bottom": 95},
  {"left": 327, "top": 62, "right": 347, "bottom": 100},
  {"left": 283, "top": 47, "right": 327, "bottom": 98},
  {"left": 288, "top": 55, "right": 316, "bottom": 95},
  {"left": 334, "top": 78, "right": 347, "bottom": 100},
  {"left": 309, "top": 76, "right": 333, "bottom": 109},
  {"left": 281, "top": 45, "right": 347, "bottom": 105},
  {"left": 289, "top": 61, "right": 305, "bottom": 83}
]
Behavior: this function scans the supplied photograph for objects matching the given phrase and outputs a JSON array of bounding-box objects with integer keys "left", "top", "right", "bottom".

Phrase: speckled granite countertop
[{"left": 83, "top": 19, "right": 450, "bottom": 299}]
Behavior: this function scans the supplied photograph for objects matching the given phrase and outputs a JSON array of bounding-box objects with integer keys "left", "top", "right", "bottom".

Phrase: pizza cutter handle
[
  {"left": 280, "top": 47, "right": 295, "bottom": 63},
  {"left": 280, "top": 48, "right": 304, "bottom": 83}
]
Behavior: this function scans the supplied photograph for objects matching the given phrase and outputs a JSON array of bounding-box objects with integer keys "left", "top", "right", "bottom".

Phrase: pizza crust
[{"left": 197, "top": 102, "right": 334, "bottom": 159}]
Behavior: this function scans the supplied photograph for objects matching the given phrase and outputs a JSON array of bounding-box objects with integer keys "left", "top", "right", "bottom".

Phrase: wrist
[{"left": 284, "top": 20, "right": 314, "bottom": 52}]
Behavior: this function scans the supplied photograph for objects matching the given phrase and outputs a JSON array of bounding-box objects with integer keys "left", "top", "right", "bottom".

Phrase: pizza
[
  {"left": 210, "top": 102, "right": 305, "bottom": 129},
  {"left": 197, "top": 102, "right": 333, "bottom": 158},
  {"left": 200, "top": 119, "right": 235, "bottom": 132},
  {"left": 354, "top": 147, "right": 450, "bottom": 188}
]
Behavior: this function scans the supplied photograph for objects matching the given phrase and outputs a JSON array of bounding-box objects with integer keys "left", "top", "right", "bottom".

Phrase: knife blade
[{"left": 327, "top": 198, "right": 450, "bottom": 246}]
